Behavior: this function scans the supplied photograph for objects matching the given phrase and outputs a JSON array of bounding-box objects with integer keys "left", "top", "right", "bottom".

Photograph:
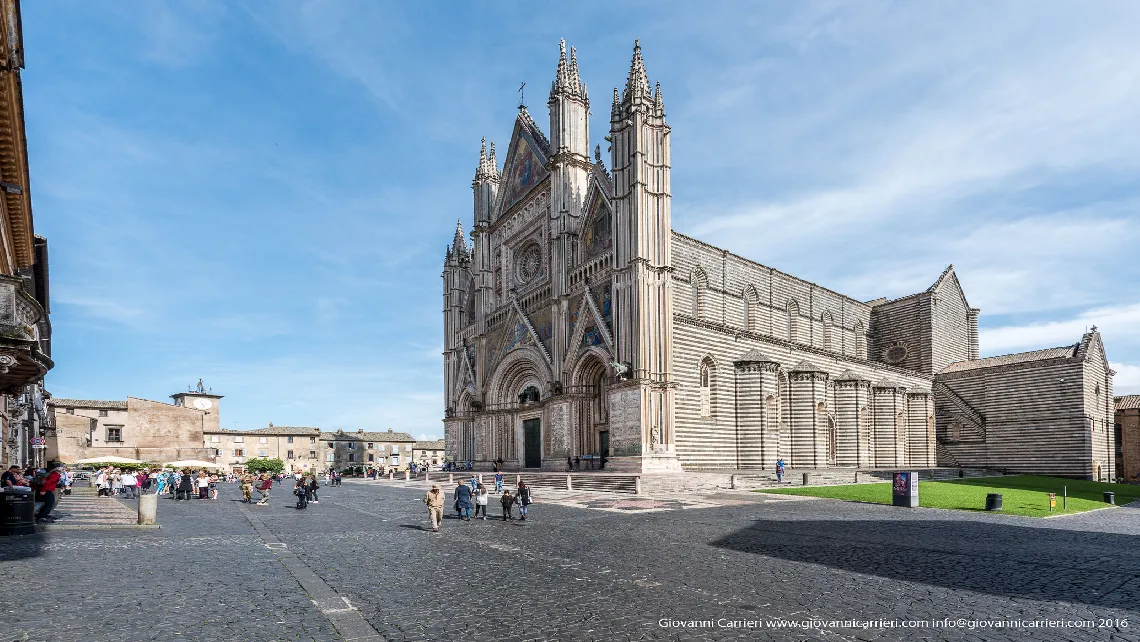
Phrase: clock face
[{"left": 193, "top": 398, "right": 212, "bottom": 410}]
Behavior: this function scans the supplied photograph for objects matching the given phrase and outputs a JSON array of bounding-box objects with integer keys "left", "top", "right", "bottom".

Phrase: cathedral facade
[{"left": 442, "top": 41, "right": 1115, "bottom": 478}]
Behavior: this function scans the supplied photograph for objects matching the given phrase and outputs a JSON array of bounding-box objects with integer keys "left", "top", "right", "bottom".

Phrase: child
[
  {"left": 474, "top": 483, "right": 489, "bottom": 520},
  {"left": 500, "top": 489, "right": 515, "bottom": 520}
]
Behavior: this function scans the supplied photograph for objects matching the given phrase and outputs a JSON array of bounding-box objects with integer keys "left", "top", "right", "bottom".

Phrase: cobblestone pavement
[{"left": 1, "top": 481, "right": 1139, "bottom": 641}]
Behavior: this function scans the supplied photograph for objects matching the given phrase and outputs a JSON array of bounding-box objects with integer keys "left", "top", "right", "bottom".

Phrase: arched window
[
  {"left": 743, "top": 286, "right": 759, "bottom": 332},
  {"left": 699, "top": 357, "right": 715, "bottom": 418},
  {"left": 853, "top": 321, "right": 866, "bottom": 358},
  {"left": 822, "top": 311, "right": 834, "bottom": 350},
  {"left": 691, "top": 268, "right": 708, "bottom": 319},
  {"left": 786, "top": 300, "right": 800, "bottom": 343}
]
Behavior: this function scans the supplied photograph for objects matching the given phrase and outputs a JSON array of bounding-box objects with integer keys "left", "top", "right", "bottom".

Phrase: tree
[{"left": 244, "top": 457, "right": 285, "bottom": 474}]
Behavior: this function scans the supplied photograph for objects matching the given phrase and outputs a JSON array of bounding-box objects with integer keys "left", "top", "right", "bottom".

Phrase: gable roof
[
  {"left": 47, "top": 399, "right": 126, "bottom": 410},
  {"left": 245, "top": 426, "right": 323, "bottom": 436},
  {"left": 939, "top": 345, "right": 1078, "bottom": 374},
  {"left": 321, "top": 429, "right": 416, "bottom": 442},
  {"left": 1117, "top": 395, "right": 1140, "bottom": 411},
  {"left": 414, "top": 439, "right": 446, "bottom": 450},
  {"left": 494, "top": 108, "right": 551, "bottom": 218}
]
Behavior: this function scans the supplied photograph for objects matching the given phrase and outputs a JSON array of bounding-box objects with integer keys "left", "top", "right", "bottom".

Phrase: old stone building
[
  {"left": 1115, "top": 395, "right": 1140, "bottom": 482},
  {"left": 321, "top": 428, "right": 415, "bottom": 471},
  {"left": 414, "top": 439, "right": 446, "bottom": 467},
  {"left": 47, "top": 390, "right": 220, "bottom": 464},
  {"left": 441, "top": 40, "right": 1116, "bottom": 479},
  {"left": 204, "top": 425, "right": 322, "bottom": 473},
  {"left": 0, "top": 0, "right": 53, "bottom": 469}
]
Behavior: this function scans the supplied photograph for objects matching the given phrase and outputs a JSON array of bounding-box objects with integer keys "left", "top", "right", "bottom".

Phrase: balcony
[{"left": 0, "top": 275, "right": 51, "bottom": 393}]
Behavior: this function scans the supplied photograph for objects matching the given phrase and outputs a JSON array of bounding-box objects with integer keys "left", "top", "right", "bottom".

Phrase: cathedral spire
[
  {"left": 653, "top": 81, "right": 664, "bottom": 115},
  {"left": 452, "top": 219, "right": 467, "bottom": 260},
  {"left": 569, "top": 46, "right": 584, "bottom": 96},
  {"left": 488, "top": 141, "right": 498, "bottom": 176},
  {"left": 623, "top": 39, "right": 650, "bottom": 104},
  {"left": 474, "top": 137, "right": 499, "bottom": 183}
]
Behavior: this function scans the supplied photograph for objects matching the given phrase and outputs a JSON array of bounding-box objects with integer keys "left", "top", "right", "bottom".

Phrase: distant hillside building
[{"left": 441, "top": 39, "right": 1116, "bottom": 480}]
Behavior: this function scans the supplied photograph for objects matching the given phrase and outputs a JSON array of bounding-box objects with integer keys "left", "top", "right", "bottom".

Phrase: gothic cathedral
[{"left": 442, "top": 41, "right": 1116, "bottom": 479}]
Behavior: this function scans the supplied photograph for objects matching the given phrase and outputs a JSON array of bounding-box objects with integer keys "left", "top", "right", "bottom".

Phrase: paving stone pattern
[{"left": 1, "top": 481, "right": 1139, "bottom": 641}]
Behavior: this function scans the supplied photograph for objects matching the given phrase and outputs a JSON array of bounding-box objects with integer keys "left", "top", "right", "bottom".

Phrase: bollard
[
  {"left": 448, "top": 473, "right": 454, "bottom": 484},
  {"left": 516, "top": 474, "right": 521, "bottom": 486},
  {"left": 388, "top": 471, "right": 392, "bottom": 480},
  {"left": 138, "top": 492, "right": 158, "bottom": 526},
  {"left": 635, "top": 476, "right": 642, "bottom": 496},
  {"left": 566, "top": 475, "right": 572, "bottom": 490},
  {"left": 802, "top": 472, "right": 811, "bottom": 486},
  {"left": 730, "top": 474, "right": 737, "bottom": 490},
  {"left": 479, "top": 474, "right": 483, "bottom": 486},
  {"left": 404, "top": 470, "right": 409, "bottom": 481},
  {"left": 424, "top": 471, "right": 430, "bottom": 483}
]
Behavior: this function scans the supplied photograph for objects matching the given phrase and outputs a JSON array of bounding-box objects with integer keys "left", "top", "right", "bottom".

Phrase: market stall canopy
[
  {"left": 73, "top": 455, "right": 145, "bottom": 465},
  {"left": 165, "top": 460, "right": 224, "bottom": 469}
]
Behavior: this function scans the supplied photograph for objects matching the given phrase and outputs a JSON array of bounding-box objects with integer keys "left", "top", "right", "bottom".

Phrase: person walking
[
  {"left": 240, "top": 472, "right": 254, "bottom": 503},
  {"left": 255, "top": 473, "right": 272, "bottom": 505},
  {"left": 474, "top": 483, "right": 489, "bottom": 520},
  {"left": 209, "top": 474, "right": 219, "bottom": 500},
  {"left": 197, "top": 471, "right": 210, "bottom": 500},
  {"left": 33, "top": 467, "right": 62, "bottom": 522},
  {"left": 454, "top": 480, "right": 473, "bottom": 521},
  {"left": 494, "top": 471, "right": 503, "bottom": 493},
  {"left": 423, "top": 483, "right": 444, "bottom": 532},
  {"left": 294, "top": 477, "right": 308, "bottom": 510},
  {"left": 111, "top": 470, "right": 123, "bottom": 496},
  {"left": 123, "top": 470, "right": 139, "bottom": 499},
  {"left": 308, "top": 475, "right": 319, "bottom": 504},
  {"left": 500, "top": 489, "right": 515, "bottom": 521},
  {"left": 177, "top": 469, "right": 192, "bottom": 501},
  {"left": 776, "top": 458, "right": 785, "bottom": 483},
  {"left": 516, "top": 481, "right": 533, "bottom": 521}
]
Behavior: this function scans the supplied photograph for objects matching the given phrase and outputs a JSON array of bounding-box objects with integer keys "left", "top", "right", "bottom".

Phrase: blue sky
[{"left": 28, "top": 1, "right": 1140, "bottom": 438}]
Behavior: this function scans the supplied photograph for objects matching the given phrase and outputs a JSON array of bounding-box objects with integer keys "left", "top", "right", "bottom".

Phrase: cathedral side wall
[
  {"left": 930, "top": 280, "right": 971, "bottom": 374},
  {"left": 671, "top": 233, "right": 871, "bottom": 358},
  {"left": 673, "top": 316, "right": 932, "bottom": 470},
  {"left": 936, "top": 360, "right": 1093, "bottom": 477},
  {"left": 870, "top": 295, "right": 932, "bottom": 374}
]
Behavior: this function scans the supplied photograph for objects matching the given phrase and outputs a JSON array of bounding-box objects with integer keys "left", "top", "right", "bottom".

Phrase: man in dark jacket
[{"left": 454, "top": 481, "right": 473, "bottom": 521}]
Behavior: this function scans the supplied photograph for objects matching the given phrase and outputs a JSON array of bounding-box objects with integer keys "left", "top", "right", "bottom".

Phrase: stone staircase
[{"left": 372, "top": 471, "right": 641, "bottom": 495}]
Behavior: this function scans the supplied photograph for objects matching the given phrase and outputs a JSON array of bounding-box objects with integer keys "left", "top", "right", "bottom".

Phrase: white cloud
[
  {"left": 980, "top": 303, "right": 1140, "bottom": 355},
  {"left": 1111, "top": 363, "right": 1140, "bottom": 396}
]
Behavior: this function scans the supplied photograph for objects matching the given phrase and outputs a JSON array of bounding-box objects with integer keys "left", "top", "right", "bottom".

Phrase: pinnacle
[
  {"left": 550, "top": 38, "right": 584, "bottom": 100},
  {"left": 623, "top": 38, "right": 650, "bottom": 103}
]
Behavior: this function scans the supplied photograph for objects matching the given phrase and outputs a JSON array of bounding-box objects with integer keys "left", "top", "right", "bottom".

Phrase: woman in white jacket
[{"left": 474, "top": 483, "right": 489, "bottom": 520}]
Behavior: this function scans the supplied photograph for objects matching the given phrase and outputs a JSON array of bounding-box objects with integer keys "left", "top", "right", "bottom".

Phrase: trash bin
[
  {"left": 985, "top": 493, "right": 1003, "bottom": 511},
  {"left": 802, "top": 472, "right": 812, "bottom": 486},
  {"left": 1103, "top": 492, "right": 1115, "bottom": 505},
  {"left": 0, "top": 488, "right": 36, "bottom": 536}
]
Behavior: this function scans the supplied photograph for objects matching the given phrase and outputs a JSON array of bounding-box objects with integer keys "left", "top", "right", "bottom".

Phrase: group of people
[
  {"left": 422, "top": 472, "right": 532, "bottom": 532},
  {"left": 2, "top": 464, "right": 69, "bottom": 522}
]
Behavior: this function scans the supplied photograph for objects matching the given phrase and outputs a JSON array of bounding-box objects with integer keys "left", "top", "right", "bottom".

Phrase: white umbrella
[
  {"left": 165, "top": 459, "right": 224, "bottom": 469},
  {"left": 73, "top": 455, "right": 145, "bottom": 465}
]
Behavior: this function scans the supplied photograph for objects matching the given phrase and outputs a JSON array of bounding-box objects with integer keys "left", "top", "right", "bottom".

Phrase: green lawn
[{"left": 760, "top": 475, "right": 1140, "bottom": 517}]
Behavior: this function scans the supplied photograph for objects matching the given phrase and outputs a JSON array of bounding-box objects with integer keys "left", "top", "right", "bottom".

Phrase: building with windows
[
  {"left": 413, "top": 439, "right": 445, "bottom": 467},
  {"left": 441, "top": 39, "right": 1116, "bottom": 479},
  {"left": 203, "top": 425, "right": 323, "bottom": 473},
  {"left": 0, "top": 0, "right": 54, "bottom": 469},
  {"left": 47, "top": 391, "right": 220, "bottom": 465},
  {"left": 321, "top": 428, "right": 416, "bottom": 471}
]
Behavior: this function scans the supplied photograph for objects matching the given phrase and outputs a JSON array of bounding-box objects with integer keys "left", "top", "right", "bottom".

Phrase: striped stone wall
[
  {"left": 935, "top": 334, "right": 1114, "bottom": 479},
  {"left": 672, "top": 233, "right": 870, "bottom": 359},
  {"left": 674, "top": 316, "right": 935, "bottom": 470}
]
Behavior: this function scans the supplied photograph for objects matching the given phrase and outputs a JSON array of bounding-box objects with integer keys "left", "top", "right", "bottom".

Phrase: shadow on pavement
[
  {"left": 711, "top": 518, "right": 1140, "bottom": 609},
  {"left": 0, "top": 532, "right": 44, "bottom": 561}
]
